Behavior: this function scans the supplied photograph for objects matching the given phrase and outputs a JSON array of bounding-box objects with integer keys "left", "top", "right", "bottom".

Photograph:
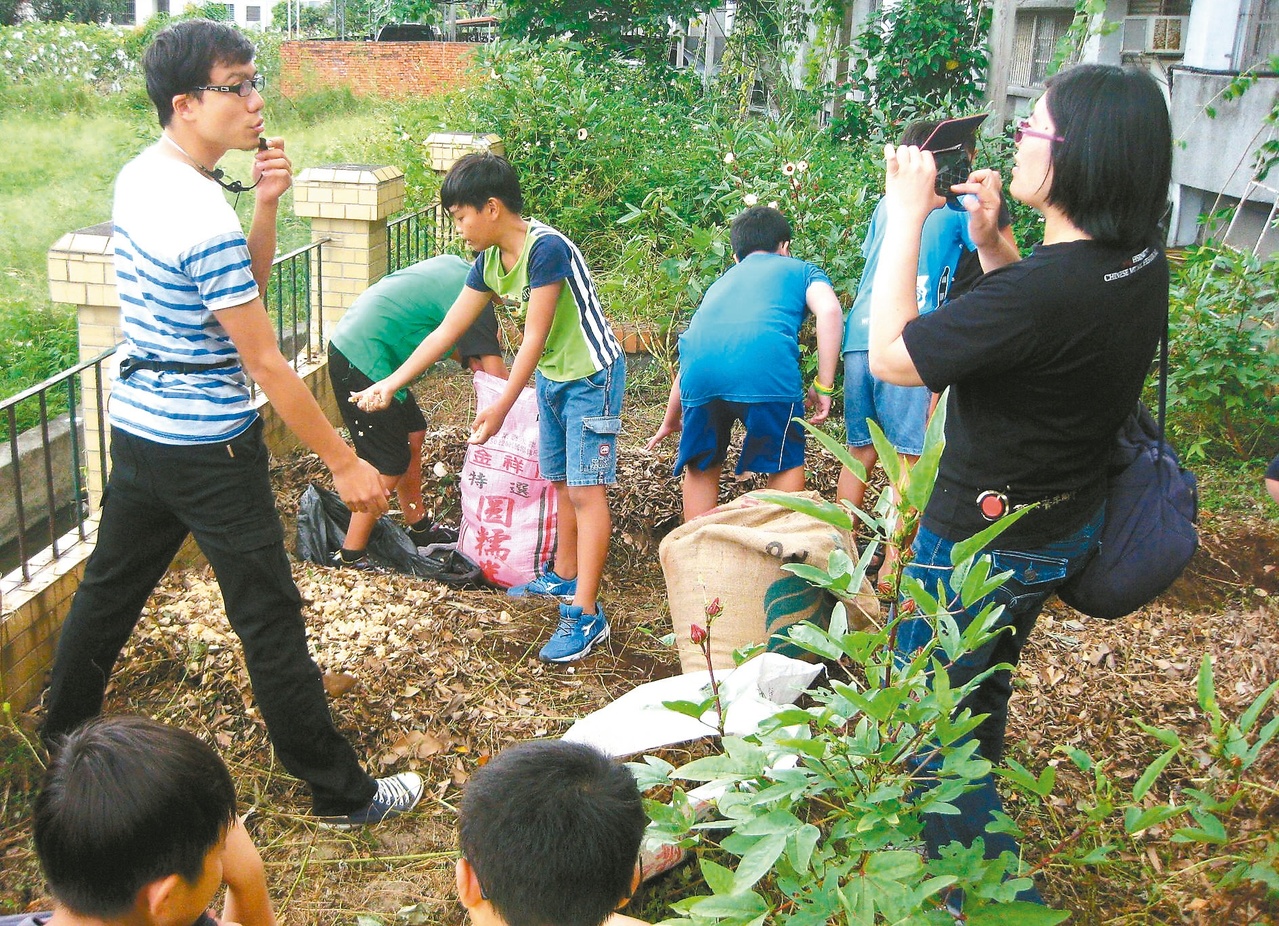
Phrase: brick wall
[{"left": 280, "top": 40, "right": 484, "bottom": 98}]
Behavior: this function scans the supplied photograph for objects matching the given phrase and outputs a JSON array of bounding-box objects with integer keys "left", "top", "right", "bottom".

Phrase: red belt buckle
[{"left": 977, "top": 490, "right": 1009, "bottom": 521}]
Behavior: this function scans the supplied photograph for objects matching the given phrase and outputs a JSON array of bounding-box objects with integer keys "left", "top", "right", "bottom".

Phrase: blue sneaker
[
  {"left": 508, "top": 567, "right": 578, "bottom": 600},
  {"left": 539, "top": 603, "right": 610, "bottom": 662}
]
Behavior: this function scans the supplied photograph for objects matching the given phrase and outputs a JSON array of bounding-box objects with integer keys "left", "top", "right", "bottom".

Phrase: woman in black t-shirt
[{"left": 866, "top": 64, "right": 1173, "bottom": 905}]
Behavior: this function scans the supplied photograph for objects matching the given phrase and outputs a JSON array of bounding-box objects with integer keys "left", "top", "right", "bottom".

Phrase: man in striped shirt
[{"left": 41, "top": 19, "right": 423, "bottom": 828}]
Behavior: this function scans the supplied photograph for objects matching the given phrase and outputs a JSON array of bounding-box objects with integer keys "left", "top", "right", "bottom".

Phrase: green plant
[
  {"left": 633, "top": 413, "right": 1279, "bottom": 922},
  {"left": 834, "top": 0, "right": 989, "bottom": 143},
  {"left": 1164, "top": 239, "right": 1279, "bottom": 462}
]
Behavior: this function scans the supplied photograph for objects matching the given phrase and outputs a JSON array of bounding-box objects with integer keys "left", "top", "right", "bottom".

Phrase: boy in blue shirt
[
  {"left": 350, "top": 153, "right": 625, "bottom": 663},
  {"left": 838, "top": 120, "right": 979, "bottom": 514},
  {"left": 647, "top": 206, "right": 842, "bottom": 520}
]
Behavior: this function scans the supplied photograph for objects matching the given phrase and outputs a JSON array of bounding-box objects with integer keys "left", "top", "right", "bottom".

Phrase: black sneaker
[
  {"left": 407, "top": 522, "right": 458, "bottom": 547},
  {"left": 316, "top": 772, "right": 425, "bottom": 829},
  {"left": 329, "top": 549, "right": 382, "bottom": 572}
]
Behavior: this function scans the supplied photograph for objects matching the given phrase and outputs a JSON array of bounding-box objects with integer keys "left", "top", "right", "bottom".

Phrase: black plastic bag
[{"left": 296, "top": 483, "right": 488, "bottom": 588}]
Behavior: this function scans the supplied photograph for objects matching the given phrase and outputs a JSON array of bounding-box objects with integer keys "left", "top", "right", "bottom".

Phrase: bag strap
[{"left": 1156, "top": 303, "right": 1169, "bottom": 447}]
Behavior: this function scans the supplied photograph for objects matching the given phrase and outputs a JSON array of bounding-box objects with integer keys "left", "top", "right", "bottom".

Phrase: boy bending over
[
  {"left": 647, "top": 206, "right": 842, "bottom": 520},
  {"left": 12, "top": 716, "right": 273, "bottom": 926},
  {"left": 352, "top": 154, "right": 625, "bottom": 663},
  {"left": 328, "top": 254, "right": 508, "bottom": 569},
  {"left": 457, "top": 740, "right": 648, "bottom": 926}
]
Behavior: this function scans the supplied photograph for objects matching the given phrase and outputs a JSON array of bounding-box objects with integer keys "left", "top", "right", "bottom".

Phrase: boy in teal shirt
[{"left": 351, "top": 153, "right": 625, "bottom": 663}]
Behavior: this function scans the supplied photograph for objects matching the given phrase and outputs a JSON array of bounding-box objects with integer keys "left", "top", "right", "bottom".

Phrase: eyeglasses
[
  {"left": 1013, "top": 118, "right": 1064, "bottom": 145},
  {"left": 193, "top": 74, "right": 266, "bottom": 97}
]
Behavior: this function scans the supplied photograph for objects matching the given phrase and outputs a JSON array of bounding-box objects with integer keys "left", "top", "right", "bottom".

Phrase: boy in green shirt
[
  {"left": 328, "top": 254, "right": 507, "bottom": 569},
  {"left": 351, "top": 153, "right": 625, "bottom": 662}
]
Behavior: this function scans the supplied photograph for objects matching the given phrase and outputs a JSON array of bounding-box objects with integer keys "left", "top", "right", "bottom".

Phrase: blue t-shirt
[
  {"left": 678, "top": 251, "right": 831, "bottom": 406},
  {"left": 842, "top": 197, "right": 976, "bottom": 353}
]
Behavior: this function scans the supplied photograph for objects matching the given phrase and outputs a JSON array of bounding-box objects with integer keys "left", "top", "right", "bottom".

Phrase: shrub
[{"left": 1164, "top": 240, "right": 1279, "bottom": 462}]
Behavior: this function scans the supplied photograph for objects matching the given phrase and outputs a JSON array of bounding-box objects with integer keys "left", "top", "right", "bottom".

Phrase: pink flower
[
  {"left": 690, "top": 624, "right": 708, "bottom": 645},
  {"left": 705, "top": 597, "right": 723, "bottom": 618}
]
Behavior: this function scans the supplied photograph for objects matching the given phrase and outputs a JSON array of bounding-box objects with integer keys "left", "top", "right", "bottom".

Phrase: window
[
  {"left": 246, "top": 4, "right": 260, "bottom": 20},
  {"left": 1009, "top": 10, "right": 1076, "bottom": 88},
  {"left": 1237, "top": 0, "right": 1279, "bottom": 70},
  {"left": 224, "top": 3, "right": 234, "bottom": 18},
  {"left": 156, "top": 0, "right": 169, "bottom": 13}
]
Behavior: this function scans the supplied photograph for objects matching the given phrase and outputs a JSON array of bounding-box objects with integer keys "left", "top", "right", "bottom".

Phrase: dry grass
[{"left": 2, "top": 362, "right": 1277, "bottom": 924}]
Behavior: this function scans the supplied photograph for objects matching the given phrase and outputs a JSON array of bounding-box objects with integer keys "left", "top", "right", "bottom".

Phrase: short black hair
[
  {"left": 143, "top": 19, "right": 255, "bottom": 128},
  {"left": 730, "top": 206, "right": 791, "bottom": 261},
  {"left": 900, "top": 119, "right": 941, "bottom": 148},
  {"left": 1042, "top": 64, "right": 1172, "bottom": 247},
  {"left": 34, "top": 716, "right": 237, "bottom": 918},
  {"left": 459, "top": 740, "right": 645, "bottom": 926},
  {"left": 441, "top": 152, "right": 524, "bottom": 215}
]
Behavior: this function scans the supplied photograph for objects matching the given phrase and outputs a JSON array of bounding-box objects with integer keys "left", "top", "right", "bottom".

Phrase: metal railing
[
  {"left": 2, "top": 240, "right": 328, "bottom": 588},
  {"left": 1, "top": 347, "right": 113, "bottom": 585},
  {"left": 387, "top": 202, "right": 458, "bottom": 274}
]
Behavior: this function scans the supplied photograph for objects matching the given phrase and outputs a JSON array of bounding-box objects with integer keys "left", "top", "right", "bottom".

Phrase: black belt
[{"left": 118, "top": 357, "right": 238, "bottom": 380}]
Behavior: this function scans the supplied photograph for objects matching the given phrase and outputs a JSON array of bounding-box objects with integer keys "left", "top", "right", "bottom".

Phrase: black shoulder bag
[{"left": 1056, "top": 316, "right": 1199, "bottom": 620}]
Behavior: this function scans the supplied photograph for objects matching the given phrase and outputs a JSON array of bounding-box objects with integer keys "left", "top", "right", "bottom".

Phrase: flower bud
[
  {"left": 690, "top": 624, "right": 708, "bottom": 645},
  {"left": 705, "top": 598, "right": 723, "bottom": 618}
]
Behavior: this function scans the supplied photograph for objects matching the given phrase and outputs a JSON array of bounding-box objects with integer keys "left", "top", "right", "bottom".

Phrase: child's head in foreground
[
  {"left": 35, "top": 715, "right": 237, "bottom": 922},
  {"left": 457, "top": 740, "right": 646, "bottom": 926},
  {"left": 730, "top": 206, "right": 791, "bottom": 261}
]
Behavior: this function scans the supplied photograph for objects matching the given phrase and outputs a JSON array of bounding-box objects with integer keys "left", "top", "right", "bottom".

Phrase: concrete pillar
[
  {"left": 292, "top": 165, "right": 406, "bottom": 347},
  {"left": 47, "top": 222, "right": 118, "bottom": 513}
]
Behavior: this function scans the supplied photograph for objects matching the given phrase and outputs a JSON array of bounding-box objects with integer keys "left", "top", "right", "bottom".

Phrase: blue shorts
[
  {"left": 674, "top": 398, "right": 806, "bottom": 476},
  {"left": 843, "top": 350, "right": 929, "bottom": 456},
  {"left": 536, "top": 356, "right": 625, "bottom": 487}
]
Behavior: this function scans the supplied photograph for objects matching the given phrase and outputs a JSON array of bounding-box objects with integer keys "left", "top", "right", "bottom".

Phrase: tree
[
  {"left": 31, "top": 0, "right": 132, "bottom": 22},
  {"left": 499, "top": 0, "right": 720, "bottom": 67}
]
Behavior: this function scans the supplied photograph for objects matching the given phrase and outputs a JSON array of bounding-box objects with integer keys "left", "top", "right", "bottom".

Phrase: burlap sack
[{"left": 660, "top": 490, "right": 879, "bottom": 673}]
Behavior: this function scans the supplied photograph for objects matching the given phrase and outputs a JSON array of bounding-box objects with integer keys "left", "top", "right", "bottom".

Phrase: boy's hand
[
  {"left": 469, "top": 404, "right": 508, "bottom": 444},
  {"left": 252, "top": 138, "right": 292, "bottom": 206},
  {"left": 806, "top": 387, "right": 832, "bottom": 425},
  {"left": 219, "top": 815, "right": 277, "bottom": 926},
  {"left": 645, "top": 419, "right": 681, "bottom": 452},
  {"left": 349, "top": 381, "right": 393, "bottom": 412}
]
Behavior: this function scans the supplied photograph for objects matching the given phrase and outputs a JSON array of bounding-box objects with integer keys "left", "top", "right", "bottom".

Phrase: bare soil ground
[{"left": 2, "top": 363, "right": 1277, "bottom": 924}]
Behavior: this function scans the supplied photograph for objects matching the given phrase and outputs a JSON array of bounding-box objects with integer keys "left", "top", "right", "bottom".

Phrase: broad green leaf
[
  {"left": 732, "top": 832, "right": 788, "bottom": 890},
  {"left": 964, "top": 902, "right": 1070, "bottom": 925},
  {"left": 950, "top": 506, "right": 1035, "bottom": 568},
  {"left": 1124, "top": 804, "right": 1183, "bottom": 835},
  {"left": 700, "top": 857, "right": 737, "bottom": 896},
  {"left": 754, "top": 489, "right": 855, "bottom": 531}
]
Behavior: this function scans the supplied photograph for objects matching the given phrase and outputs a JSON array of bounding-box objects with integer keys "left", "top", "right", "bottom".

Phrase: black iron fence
[
  {"left": 387, "top": 202, "right": 458, "bottom": 274},
  {"left": 0, "top": 347, "right": 113, "bottom": 585}
]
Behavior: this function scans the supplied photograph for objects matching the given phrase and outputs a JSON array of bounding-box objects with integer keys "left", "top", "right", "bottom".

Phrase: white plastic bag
[{"left": 457, "top": 371, "right": 558, "bottom": 588}]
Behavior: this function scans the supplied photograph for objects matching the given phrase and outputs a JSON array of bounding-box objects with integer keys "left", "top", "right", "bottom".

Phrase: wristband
[{"left": 812, "top": 379, "right": 834, "bottom": 396}]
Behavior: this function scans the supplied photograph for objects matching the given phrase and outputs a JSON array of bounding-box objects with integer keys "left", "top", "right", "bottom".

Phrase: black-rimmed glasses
[
  {"left": 193, "top": 74, "right": 266, "bottom": 97},
  {"left": 1013, "top": 118, "right": 1064, "bottom": 145}
]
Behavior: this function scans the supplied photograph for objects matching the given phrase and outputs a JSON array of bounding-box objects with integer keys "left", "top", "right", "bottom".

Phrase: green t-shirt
[
  {"left": 330, "top": 254, "right": 471, "bottom": 391},
  {"left": 467, "top": 219, "right": 622, "bottom": 382}
]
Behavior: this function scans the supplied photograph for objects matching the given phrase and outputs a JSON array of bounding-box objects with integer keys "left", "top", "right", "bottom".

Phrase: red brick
[{"left": 280, "top": 41, "right": 485, "bottom": 98}]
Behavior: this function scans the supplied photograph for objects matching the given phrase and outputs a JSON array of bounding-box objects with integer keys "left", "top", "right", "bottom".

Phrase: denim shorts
[
  {"left": 536, "top": 355, "right": 626, "bottom": 486},
  {"left": 673, "top": 398, "right": 806, "bottom": 476},
  {"left": 842, "top": 349, "right": 930, "bottom": 455}
]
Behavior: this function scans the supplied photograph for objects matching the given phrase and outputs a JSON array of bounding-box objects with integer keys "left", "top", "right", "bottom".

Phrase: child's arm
[
  {"left": 645, "top": 375, "right": 682, "bottom": 451},
  {"left": 220, "top": 817, "right": 277, "bottom": 926},
  {"left": 350, "top": 286, "right": 494, "bottom": 411},
  {"left": 805, "top": 279, "right": 843, "bottom": 424},
  {"left": 468, "top": 282, "right": 559, "bottom": 444}
]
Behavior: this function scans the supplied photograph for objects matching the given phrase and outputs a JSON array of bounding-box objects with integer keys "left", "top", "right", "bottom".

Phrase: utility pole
[{"left": 985, "top": 0, "right": 1016, "bottom": 128}]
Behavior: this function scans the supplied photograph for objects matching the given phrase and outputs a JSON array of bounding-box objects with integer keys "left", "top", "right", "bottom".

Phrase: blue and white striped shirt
[{"left": 111, "top": 145, "right": 259, "bottom": 444}]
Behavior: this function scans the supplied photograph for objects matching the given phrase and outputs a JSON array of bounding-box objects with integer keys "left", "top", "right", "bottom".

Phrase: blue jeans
[
  {"left": 536, "top": 356, "right": 626, "bottom": 486},
  {"left": 897, "top": 507, "right": 1103, "bottom": 899}
]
